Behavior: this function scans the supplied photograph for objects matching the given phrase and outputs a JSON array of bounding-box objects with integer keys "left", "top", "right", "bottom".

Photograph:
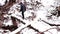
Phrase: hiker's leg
[{"left": 22, "top": 11, "right": 24, "bottom": 19}]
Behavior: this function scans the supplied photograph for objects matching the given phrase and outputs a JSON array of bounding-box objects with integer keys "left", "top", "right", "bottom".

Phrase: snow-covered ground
[{"left": 0, "top": 0, "right": 60, "bottom": 34}]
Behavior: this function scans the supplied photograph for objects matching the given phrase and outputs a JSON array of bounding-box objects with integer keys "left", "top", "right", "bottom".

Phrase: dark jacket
[{"left": 20, "top": 3, "right": 26, "bottom": 12}]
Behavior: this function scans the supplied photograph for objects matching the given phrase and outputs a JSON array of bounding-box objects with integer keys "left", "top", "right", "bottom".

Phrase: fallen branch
[{"left": 41, "top": 19, "right": 60, "bottom": 26}]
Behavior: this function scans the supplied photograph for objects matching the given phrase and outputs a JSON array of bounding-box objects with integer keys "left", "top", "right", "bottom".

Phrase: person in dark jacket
[
  {"left": 20, "top": 2, "right": 26, "bottom": 19},
  {"left": 56, "top": 6, "right": 60, "bottom": 17}
]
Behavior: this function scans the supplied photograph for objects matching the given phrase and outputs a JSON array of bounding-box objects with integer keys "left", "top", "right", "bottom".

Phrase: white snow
[
  {"left": 0, "top": 0, "right": 6, "bottom": 6},
  {"left": 0, "top": 0, "right": 60, "bottom": 34}
]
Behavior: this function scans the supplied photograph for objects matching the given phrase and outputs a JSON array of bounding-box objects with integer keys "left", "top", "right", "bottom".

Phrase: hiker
[
  {"left": 56, "top": 6, "right": 60, "bottom": 17},
  {"left": 19, "top": 2, "right": 26, "bottom": 19}
]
